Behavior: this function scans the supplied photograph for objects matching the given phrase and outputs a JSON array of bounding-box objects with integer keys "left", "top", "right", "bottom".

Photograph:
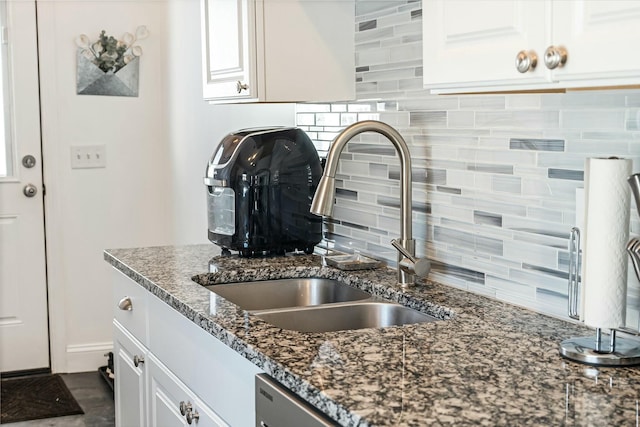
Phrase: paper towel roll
[{"left": 581, "top": 157, "right": 632, "bottom": 329}]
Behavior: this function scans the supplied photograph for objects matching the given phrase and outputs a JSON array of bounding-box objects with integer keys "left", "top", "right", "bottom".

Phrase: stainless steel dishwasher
[{"left": 255, "top": 374, "right": 337, "bottom": 427}]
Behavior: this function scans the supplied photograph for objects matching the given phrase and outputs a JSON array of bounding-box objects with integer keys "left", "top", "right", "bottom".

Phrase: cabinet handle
[
  {"left": 186, "top": 408, "right": 199, "bottom": 424},
  {"left": 133, "top": 355, "right": 145, "bottom": 367},
  {"left": 515, "top": 50, "right": 537, "bottom": 73},
  {"left": 118, "top": 297, "right": 133, "bottom": 311},
  {"left": 179, "top": 401, "right": 192, "bottom": 416},
  {"left": 236, "top": 80, "right": 249, "bottom": 93},
  {"left": 544, "top": 45, "right": 567, "bottom": 69}
]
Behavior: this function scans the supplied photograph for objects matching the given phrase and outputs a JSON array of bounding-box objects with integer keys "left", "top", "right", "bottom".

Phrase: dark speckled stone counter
[{"left": 104, "top": 244, "right": 640, "bottom": 426}]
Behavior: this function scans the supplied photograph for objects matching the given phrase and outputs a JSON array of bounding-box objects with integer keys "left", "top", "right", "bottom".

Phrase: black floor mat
[{"left": 1, "top": 374, "right": 84, "bottom": 423}]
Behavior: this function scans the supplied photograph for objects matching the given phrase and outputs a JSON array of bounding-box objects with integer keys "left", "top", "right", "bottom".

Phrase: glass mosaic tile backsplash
[{"left": 296, "top": 0, "right": 640, "bottom": 324}]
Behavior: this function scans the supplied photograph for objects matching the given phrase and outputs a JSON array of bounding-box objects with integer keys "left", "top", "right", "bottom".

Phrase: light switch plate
[{"left": 70, "top": 145, "right": 106, "bottom": 169}]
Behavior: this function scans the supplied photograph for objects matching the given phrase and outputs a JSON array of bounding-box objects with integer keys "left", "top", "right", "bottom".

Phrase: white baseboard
[{"left": 64, "top": 341, "right": 113, "bottom": 373}]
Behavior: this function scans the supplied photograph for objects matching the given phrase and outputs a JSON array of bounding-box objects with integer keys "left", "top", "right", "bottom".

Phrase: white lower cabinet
[
  {"left": 114, "top": 321, "right": 147, "bottom": 427},
  {"left": 147, "top": 353, "right": 226, "bottom": 427},
  {"left": 112, "top": 268, "right": 261, "bottom": 427}
]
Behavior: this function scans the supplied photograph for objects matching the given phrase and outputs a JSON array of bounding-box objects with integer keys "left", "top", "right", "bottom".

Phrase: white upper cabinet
[
  {"left": 201, "top": 0, "right": 254, "bottom": 101},
  {"left": 423, "top": 0, "right": 640, "bottom": 93},
  {"left": 423, "top": 0, "right": 551, "bottom": 89},
  {"left": 551, "top": 1, "right": 640, "bottom": 84},
  {"left": 202, "top": 0, "right": 355, "bottom": 103}
]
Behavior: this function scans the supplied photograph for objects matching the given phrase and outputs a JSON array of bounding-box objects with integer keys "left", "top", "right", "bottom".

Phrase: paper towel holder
[{"left": 559, "top": 227, "right": 640, "bottom": 366}]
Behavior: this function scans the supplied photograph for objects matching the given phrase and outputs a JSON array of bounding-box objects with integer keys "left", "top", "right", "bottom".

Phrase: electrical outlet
[{"left": 70, "top": 145, "right": 106, "bottom": 169}]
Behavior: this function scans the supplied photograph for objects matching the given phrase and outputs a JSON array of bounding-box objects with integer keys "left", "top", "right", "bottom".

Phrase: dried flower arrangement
[{"left": 75, "top": 26, "right": 149, "bottom": 73}]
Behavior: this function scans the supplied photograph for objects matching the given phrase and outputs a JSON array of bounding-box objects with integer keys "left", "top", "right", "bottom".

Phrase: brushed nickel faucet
[{"left": 310, "top": 120, "right": 430, "bottom": 287}]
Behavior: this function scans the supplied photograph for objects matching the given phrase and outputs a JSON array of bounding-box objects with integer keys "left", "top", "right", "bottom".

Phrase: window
[{"left": 0, "top": 0, "right": 13, "bottom": 178}]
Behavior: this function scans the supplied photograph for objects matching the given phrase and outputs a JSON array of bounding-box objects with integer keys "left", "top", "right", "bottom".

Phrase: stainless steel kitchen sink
[
  {"left": 204, "top": 277, "right": 371, "bottom": 311},
  {"left": 254, "top": 302, "right": 438, "bottom": 333},
  {"left": 200, "top": 277, "right": 441, "bottom": 332}
]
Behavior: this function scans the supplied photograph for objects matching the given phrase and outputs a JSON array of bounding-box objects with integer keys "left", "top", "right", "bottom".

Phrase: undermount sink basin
[
  {"left": 200, "top": 276, "right": 441, "bottom": 332},
  {"left": 254, "top": 302, "right": 439, "bottom": 333},
  {"left": 204, "top": 277, "right": 371, "bottom": 311}
]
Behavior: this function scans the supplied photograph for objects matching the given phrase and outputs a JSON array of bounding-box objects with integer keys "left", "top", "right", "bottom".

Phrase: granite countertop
[{"left": 104, "top": 244, "right": 640, "bottom": 426}]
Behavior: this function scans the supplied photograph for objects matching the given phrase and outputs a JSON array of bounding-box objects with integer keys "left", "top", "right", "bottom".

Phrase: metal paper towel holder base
[
  {"left": 558, "top": 227, "right": 640, "bottom": 367},
  {"left": 559, "top": 330, "right": 640, "bottom": 367}
]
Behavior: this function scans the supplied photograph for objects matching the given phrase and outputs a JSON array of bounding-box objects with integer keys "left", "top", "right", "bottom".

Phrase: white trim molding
[{"left": 65, "top": 341, "right": 113, "bottom": 373}]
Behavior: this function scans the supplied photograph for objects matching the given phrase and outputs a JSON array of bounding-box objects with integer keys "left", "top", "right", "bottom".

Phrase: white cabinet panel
[
  {"left": 147, "top": 293, "right": 261, "bottom": 427},
  {"left": 113, "top": 269, "right": 149, "bottom": 346},
  {"left": 201, "top": 0, "right": 255, "bottom": 100},
  {"left": 551, "top": 0, "right": 640, "bottom": 84},
  {"left": 148, "top": 354, "right": 227, "bottom": 427},
  {"left": 114, "top": 321, "right": 147, "bottom": 427},
  {"left": 423, "top": 0, "right": 550, "bottom": 89},
  {"left": 150, "top": 389, "right": 187, "bottom": 427},
  {"left": 202, "top": 0, "right": 355, "bottom": 103},
  {"left": 259, "top": 0, "right": 355, "bottom": 102},
  {"left": 423, "top": 0, "right": 640, "bottom": 92}
]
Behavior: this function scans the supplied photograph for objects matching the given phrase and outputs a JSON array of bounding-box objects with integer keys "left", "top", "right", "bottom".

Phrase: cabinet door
[
  {"left": 114, "top": 321, "right": 147, "bottom": 427},
  {"left": 147, "top": 354, "right": 228, "bottom": 427},
  {"left": 423, "top": 0, "right": 551, "bottom": 89},
  {"left": 551, "top": 0, "right": 640, "bottom": 85},
  {"left": 201, "top": 0, "right": 256, "bottom": 101}
]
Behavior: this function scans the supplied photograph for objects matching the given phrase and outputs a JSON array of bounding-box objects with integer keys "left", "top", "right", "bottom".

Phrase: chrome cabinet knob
[
  {"left": 186, "top": 409, "right": 199, "bottom": 424},
  {"left": 544, "top": 45, "right": 567, "bottom": 69},
  {"left": 515, "top": 50, "right": 537, "bottom": 73},
  {"left": 23, "top": 184, "right": 37, "bottom": 197},
  {"left": 133, "top": 355, "right": 144, "bottom": 367},
  {"left": 179, "top": 401, "right": 192, "bottom": 416},
  {"left": 236, "top": 80, "right": 249, "bottom": 93},
  {"left": 117, "top": 297, "right": 132, "bottom": 311}
]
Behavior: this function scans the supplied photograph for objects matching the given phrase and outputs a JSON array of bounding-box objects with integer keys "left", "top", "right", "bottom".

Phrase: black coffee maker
[{"left": 204, "top": 127, "right": 323, "bottom": 257}]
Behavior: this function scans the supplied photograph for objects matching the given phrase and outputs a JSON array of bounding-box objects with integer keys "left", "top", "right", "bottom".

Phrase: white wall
[{"left": 37, "top": 0, "right": 294, "bottom": 372}]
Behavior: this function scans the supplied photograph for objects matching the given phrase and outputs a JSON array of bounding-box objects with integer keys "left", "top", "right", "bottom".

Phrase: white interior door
[{"left": 0, "top": 0, "right": 49, "bottom": 373}]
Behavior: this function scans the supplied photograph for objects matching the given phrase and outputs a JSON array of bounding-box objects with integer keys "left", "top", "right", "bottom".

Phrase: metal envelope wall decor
[
  {"left": 76, "top": 50, "right": 139, "bottom": 97},
  {"left": 75, "top": 26, "right": 148, "bottom": 97}
]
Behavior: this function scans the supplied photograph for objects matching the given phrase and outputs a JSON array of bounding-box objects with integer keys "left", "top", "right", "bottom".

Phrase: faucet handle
[
  {"left": 391, "top": 239, "right": 431, "bottom": 278},
  {"left": 402, "top": 256, "right": 431, "bottom": 278}
]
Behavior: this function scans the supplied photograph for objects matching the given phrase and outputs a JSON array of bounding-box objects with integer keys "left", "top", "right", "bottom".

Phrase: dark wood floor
[{"left": 5, "top": 372, "right": 115, "bottom": 427}]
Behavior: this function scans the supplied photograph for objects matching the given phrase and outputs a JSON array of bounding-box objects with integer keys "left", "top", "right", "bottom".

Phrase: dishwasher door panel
[{"left": 255, "top": 374, "right": 337, "bottom": 427}]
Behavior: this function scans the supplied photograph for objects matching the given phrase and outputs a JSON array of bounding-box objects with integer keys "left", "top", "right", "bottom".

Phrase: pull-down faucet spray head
[{"left": 310, "top": 176, "right": 336, "bottom": 217}]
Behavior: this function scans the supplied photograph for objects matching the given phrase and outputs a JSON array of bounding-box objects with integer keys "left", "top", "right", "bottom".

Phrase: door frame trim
[{"left": 35, "top": 1, "right": 67, "bottom": 373}]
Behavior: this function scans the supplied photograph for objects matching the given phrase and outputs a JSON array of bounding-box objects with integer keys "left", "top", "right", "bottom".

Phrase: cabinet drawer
[
  {"left": 148, "top": 294, "right": 261, "bottom": 427},
  {"left": 112, "top": 268, "right": 149, "bottom": 346},
  {"left": 147, "top": 353, "right": 228, "bottom": 427}
]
